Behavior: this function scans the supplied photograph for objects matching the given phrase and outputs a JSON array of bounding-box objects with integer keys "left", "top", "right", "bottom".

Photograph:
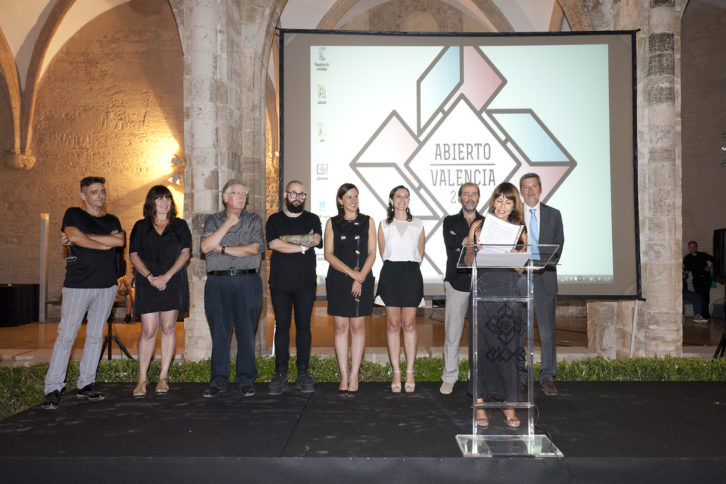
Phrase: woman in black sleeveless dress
[{"left": 324, "top": 183, "right": 376, "bottom": 394}]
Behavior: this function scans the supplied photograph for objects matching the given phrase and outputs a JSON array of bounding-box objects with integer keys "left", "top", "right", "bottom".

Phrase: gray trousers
[
  {"left": 44, "top": 286, "right": 117, "bottom": 394},
  {"left": 441, "top": 281, "right": 470, "bottom": 384},
  {"left": 534, "top": 286, "right": 557, "bottom": 383}
]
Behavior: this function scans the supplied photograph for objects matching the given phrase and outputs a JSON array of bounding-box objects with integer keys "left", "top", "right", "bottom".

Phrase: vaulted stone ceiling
[{"left": 0, "top": 0, "right": 564, "bottom": 169}]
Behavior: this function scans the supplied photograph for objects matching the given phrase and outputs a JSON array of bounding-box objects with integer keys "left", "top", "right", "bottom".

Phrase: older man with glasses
[
  {"left": 201, "top": 179, "right": 264, "bottom": 397},
  {"left": 266, "top": 180, "right": 322, "bottom": 395}
]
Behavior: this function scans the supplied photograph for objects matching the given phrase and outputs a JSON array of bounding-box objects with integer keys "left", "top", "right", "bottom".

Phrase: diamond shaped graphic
[
  {"left": 489, "top": 109, "right": 576, "bottom": 202},
  {"left": 343, "top": 45, "right": 578, "bottom": 277},
  {"left": 407, "top": 96, "right": 520, "bottom": 208},
  {"left": 443, "top": 46, "right": 505, "bottom": 113},
  {"left": 418, "top": 46, "right": 461, "bottom": 134}
]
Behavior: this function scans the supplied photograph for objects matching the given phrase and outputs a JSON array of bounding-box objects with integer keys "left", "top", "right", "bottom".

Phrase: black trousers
[
  {"left": 204, "top": 273, "right": 262, "bottom": 390},
  {"left": 694, "top": 279, "right": 711, "bottom": 318},
  {"left": 270, "top": 284, "right": 316, "bottom": 374}
]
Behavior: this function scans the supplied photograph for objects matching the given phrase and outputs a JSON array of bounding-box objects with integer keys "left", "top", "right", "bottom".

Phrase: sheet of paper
[{"left": 478, "top": 216, "right": 524, "bottom": 253}]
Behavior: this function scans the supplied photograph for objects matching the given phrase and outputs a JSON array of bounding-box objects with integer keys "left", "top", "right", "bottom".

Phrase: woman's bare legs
[
  {"left": 401, "top": 307, "right": 417, "bottom": 392},
  {"left": 157, "top": 309, "right": 178, "bottom": 389},
  {"left": 135, "top": 312, "right": 160, "bottom": 395},
  {"left": 348, "top": 317, "right": 366, "bottom": 392},
  {"left": 333, "top": 316, "right": 350, "bottom": 391},
  {"left": 476, "top": 398, "right": 488, "bottom": 427},
  {"left": 385, "top": 307, "right": 403, "bottom": 390}
]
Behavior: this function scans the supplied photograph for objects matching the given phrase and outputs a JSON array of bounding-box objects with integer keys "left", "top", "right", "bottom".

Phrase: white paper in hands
[{"left": 478, "top": 216, "right": 524, "bottom": 253}]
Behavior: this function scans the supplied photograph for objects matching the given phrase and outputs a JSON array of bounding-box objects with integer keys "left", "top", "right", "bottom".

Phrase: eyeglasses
[{"left": 287, "top": 191, "right": 307, "bottom": 200}]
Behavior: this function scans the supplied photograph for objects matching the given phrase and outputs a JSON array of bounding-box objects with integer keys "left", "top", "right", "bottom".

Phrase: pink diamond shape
[{"left": 444, "top": 46, "right": 504, "bottom": 112}]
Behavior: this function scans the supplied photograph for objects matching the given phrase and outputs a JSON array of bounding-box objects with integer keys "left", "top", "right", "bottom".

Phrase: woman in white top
[{"left": 376, "top": 186, "right": 425, "bottom": 393}]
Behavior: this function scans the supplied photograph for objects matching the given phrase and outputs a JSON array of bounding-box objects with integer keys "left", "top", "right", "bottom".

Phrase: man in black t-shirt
[
  {"left": 683, "top": 241, "right": 714, "bottom": 320},
  {"left": 266, "top": 180, "right": 322, "bottom": 395},
  {"left": 43, "top": 177, "right": 125, "bottom": 409}
]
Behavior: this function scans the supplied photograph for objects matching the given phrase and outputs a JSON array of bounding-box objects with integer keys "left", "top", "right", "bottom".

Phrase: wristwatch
[
  {"left": 300, "top": 245, "right": 307, "bottom": 254},
  {"left": 221, "top": 246, "right": 226, "bottom": 255}
]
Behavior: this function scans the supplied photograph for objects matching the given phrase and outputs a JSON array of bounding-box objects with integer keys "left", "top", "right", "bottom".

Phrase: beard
[{"left": 285, "top": 199, "right": 304, "bottom": 213}]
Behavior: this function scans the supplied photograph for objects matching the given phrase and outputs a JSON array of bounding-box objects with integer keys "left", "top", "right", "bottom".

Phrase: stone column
[
  {"left": 564, "top": 0, "right": 684, "bottom": 358},
  {"left": 239, "top": 0, "right": 287, "bottom": 355},
  {"left": 183, "top": 0, "right": 285, "bottom": 360},
  {"left": 640, "top": 0, "right": 683, "bottom": 356},
  {"left": 183, "top": 0, "right": 219, "bottom": 361}
]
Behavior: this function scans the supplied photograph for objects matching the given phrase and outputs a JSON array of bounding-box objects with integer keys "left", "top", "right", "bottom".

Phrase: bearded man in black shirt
[
  {"left": 266, "top": 180, "right": 322, "bottom": 394},
  {"left": 43, "top": 176, "right": 125, "bottom": 409}
]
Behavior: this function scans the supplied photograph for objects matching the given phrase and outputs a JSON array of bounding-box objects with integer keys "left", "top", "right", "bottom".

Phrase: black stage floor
[{"left": 2, "top": 382, "right": 726, "bottom": 483}]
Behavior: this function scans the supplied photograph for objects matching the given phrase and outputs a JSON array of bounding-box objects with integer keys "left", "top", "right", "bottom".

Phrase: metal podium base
[{"left": 455, "top": 434, "right": 564, "bottom": 458}]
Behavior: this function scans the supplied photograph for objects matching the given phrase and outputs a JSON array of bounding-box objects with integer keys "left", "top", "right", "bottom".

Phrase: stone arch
[
  {"left": 557, "top": 0, "right": 593, "bottom": 31},
  {"left": 0, "top": 27, "right": 22, "bottom": 156},
  {"left": 1, "top": 0, "right": 75, "bottom": 170},
  {"left": 316, "top": 0, "right": 513, "bottom": 31},
  {"left": 1, "top": 0, "right": 184, "bottom": 171},
  {"left": 0, "top": 0, "right": 184, "bottom": 297}
]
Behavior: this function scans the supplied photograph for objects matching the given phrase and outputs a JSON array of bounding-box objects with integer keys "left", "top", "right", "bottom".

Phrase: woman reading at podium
[{"left": 463, "top": 182, "right": 527, "bottom": 429}]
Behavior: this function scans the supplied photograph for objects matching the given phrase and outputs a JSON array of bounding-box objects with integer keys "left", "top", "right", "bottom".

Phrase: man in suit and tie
[{"left": 520, "top": 173, "right": 564, "bottom": 397}]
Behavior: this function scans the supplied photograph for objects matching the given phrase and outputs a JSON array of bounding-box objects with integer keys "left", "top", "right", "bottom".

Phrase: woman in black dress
[
  {"left": 463, "top": 182, "right": 527, "bottom": 428},
  {"left": 129, "top": 186, "right": 191, "bottom": 397},
  {"left": 324, "top": 183, "right": 376, "bottom": 394}
]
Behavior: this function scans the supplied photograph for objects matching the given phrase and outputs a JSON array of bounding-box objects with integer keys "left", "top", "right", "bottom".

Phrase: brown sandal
[
  {"left": 133, "top": 381, "right": 147, "bottom": 399},
  {"left": 502, "top": 409, "right": 520, "bottom": 428},
  {"left": 155, "top": 378, "right": 169, "bottom": 394},
  {"left": 476, "top": 409, "right": 489, "bottom": 428}
]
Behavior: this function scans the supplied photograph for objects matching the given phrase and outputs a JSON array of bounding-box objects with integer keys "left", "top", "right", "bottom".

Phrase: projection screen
[{"left": 280, "top": 30, "right": 640, "bottom": 298}]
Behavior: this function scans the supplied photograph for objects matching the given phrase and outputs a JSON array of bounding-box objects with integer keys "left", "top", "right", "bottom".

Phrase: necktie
[{"left": 529, "top": 208, "right": 539, "bottom": 260}]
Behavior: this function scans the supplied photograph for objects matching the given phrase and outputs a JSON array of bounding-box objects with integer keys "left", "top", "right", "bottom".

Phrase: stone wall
[
  {"left": 681, "top": 0, "right": 726, "bottom": 254},
  {"left": 0, "top": 1, "right": 183, "bottom": 308}
]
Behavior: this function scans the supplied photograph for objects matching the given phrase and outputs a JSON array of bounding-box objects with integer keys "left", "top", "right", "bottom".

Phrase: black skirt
[
  {"left": 376, "top": 261, "right": 423, "bottom": 308},
  {"left": 326, "top": 268, "right": 375, "bottom": 317}
]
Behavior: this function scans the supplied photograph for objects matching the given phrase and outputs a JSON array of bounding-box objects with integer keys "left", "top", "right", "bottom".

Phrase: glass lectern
[{"left": 455, "top": 243, "right": 563, "bottom": 458}]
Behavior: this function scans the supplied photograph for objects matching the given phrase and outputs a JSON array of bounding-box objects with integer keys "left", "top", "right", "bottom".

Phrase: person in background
[
  {"left": 116, "top": 275, "right": 135, "bottom": 324},
  {"left": 683, "top": 240, "right": 713, "bottom": 321},
  {"left": 324, "top": 183, "right": 376, "bottom": 395},
  {"left": 376, "top": 185, "right": 425, "bottom": 393},
  {"left": 129, "top": 185, "right": 191, "bottom": 397}
]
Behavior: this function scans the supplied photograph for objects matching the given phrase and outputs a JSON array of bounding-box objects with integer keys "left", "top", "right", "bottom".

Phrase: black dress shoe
[
  {"left": 76, "top": 383, "right": 104, "bottom": 401},
  {"left": 43, "top": 390, "right": 61, "bottom": 410},
  {"left": 296, "top": 371, "right": 315, "bottom": 393},
  {"left": 240, "top": 385, "right": 256, "bottom": 397},
  {"left": 203, "top": 386, "right": 223, "bottom": 398},
  {"left": 268, "top": 373, "right": 288, "bottom": 396}
]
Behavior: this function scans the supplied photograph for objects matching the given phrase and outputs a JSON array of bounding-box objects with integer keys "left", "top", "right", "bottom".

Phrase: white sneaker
[{"left": 440, "top": 381, "right": 454, "bottom": 395}]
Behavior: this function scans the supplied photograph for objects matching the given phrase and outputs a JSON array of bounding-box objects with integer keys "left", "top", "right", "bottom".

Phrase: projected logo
[{"left": 349, "top": 46, "right": 576, "bottom": 275}]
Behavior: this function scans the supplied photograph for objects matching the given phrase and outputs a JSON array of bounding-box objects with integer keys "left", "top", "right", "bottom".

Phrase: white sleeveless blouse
[{"left": 380, "top": 218, "right": 424, "bottom": 262}]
